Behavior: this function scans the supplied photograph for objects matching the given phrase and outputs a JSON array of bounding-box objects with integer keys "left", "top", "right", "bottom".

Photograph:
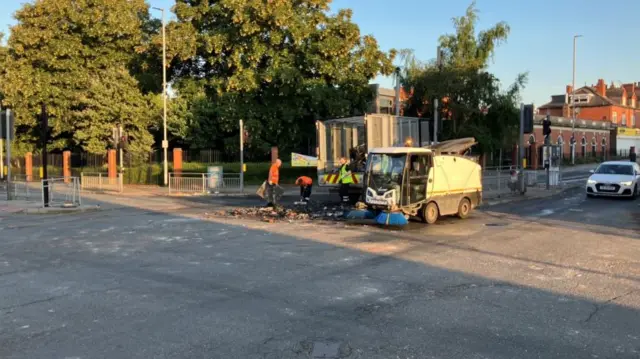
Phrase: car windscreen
[{"left": 594, "top": 164, "right": 634, "bottom": 175}]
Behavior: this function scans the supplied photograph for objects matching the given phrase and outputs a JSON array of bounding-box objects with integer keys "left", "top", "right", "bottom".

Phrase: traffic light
[
  {"left": 0, "top": 109, "right": 15, "bottom": 140},
  {"left": 523, "top": 104, "right": 534, "bottom": 134},
  {"left": 542, "top": 115, "right": 551, "bottom": 136}
]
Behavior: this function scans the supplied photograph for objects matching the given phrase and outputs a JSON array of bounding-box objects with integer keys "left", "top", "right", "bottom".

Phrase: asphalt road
[{"left": 0, "top": 187, "right": 639, "bottom": 359}]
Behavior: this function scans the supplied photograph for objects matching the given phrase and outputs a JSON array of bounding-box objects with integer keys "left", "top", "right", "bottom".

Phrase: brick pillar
[
  {"left": 63, "top": 150, "right": 71, "bottom": 183},
  {"left": 108, "top": 149, "right": 117, "bottom": 178},
  {"left": 531, "top": 143, "right": 538, "bottom": 170},
  {"left": 271, "top": 146, "right": 278, "bottom": 163},
  {"left": 25, "top": 152, "right": 33, "bottom": 181},
  {"left": 173, "top": 148, "right": 183, "bottom": 175}
]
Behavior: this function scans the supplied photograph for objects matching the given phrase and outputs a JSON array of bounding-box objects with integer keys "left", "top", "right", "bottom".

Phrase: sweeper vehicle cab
[{"left": 362, "top": 138, "right": 482, "bottom": 225}]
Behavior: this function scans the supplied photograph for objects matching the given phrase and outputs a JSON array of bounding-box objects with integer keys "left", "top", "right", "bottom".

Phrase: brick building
[
  {"left": 521, "top": 115, "right": 613, "bottom": 169},
  {"left": 534, "top": 79, "right": 640, "bottom": 159},
  {"left": 368, "top": 84, "right": 410, "bottom": 115},
  {"left": 538, "top": 79, "right": 639, "bottom": 128}
]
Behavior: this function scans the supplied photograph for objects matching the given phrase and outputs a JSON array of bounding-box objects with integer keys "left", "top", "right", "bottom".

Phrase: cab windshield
[{"left": 367, "top": 153, "right": 407, "bottom": 189}]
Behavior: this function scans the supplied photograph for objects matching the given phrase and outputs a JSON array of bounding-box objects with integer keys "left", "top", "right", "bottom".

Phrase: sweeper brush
[
  {"left": 374, "top": 211, "right": 408, "bottom": 226},
  {"left": 345, "top": 209, "right": 376, "bottom": 220}
]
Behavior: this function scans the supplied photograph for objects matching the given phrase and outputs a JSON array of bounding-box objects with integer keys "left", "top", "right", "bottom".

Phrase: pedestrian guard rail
[
  {"left": 80, "top": 173, "right": 123, "bottom": 193},
  {"left": 41, "top": 177, "right": 81, "bottom": 208},
  {"left": 168, "top": 172, "right": 241, "bottom": 194}
]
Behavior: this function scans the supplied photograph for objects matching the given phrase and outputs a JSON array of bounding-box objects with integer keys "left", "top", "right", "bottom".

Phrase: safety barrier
[
  {"left": 168, "top": 172, "right": 242, "bottom": 194},
  {"left": 41, "top": 177, "right": 81, "bottom": 208},
  {"left": 80, "top": 173, "right": 123, "bottom": 193}
]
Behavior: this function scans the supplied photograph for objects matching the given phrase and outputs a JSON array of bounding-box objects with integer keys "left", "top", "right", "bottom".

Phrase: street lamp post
[
  {"left": 571, "top": 35, "right": 583, "bottom": 165},
  {"left": 152, "top": 7, "right": 168, "bottom": 186}
]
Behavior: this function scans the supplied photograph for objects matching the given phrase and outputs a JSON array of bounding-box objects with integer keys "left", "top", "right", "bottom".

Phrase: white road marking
[{"left": 537, "top": 209, "right": 555, "bottom": 216}]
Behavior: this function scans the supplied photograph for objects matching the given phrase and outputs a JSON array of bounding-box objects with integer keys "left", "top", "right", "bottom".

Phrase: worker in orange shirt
[
  {"left": 266, "top": 159, "right": 282, "bottom": 207},
  {"left": 295, "top": 176, "right": 313, "bottom": 203}
]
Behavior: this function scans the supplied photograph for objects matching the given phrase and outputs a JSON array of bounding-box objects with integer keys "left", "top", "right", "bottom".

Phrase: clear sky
[{"left": 2, "top": 0, "right": 639, "bottom": 106}]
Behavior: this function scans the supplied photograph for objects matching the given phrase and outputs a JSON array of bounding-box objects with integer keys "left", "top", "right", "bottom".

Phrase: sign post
[
  {"left": 239, "top": 119, "right": 244, "bottom": 193},
  {"left": 518, "top": 103, "right": 525, "bottom": 194},
  {"left": 41, "top": 104, "right": 49, "bottom": 207},
  {"left": 4, "top": 108, "right": 12, "bottom": 200}
]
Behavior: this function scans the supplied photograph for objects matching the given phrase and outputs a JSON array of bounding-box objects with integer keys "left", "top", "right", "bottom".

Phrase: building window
[
  {"left": 591, "top": 138, "right": 597, "bottom": 156},
  {"left": 601, "top": 138, "right": 607, "bottom": 158},
  {"left": 613, "top": 112, "right": 618, "bottom": 124},
  {"left": 622, "top": 113, "right": 627, "bottom": 126},
  {"left": 581, "top": 137, "right": 586, "bottom": 158},
  {"left": 633, "top": 115, "right": 637, "bottom": 127}
]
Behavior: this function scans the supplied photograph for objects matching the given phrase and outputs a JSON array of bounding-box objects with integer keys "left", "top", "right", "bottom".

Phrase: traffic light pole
[
  {"left": 41, "top": 104, "right": 49, "bottom": 207},
  {"left": 519, "top": 103, "right": 525, "bottom": 194}
]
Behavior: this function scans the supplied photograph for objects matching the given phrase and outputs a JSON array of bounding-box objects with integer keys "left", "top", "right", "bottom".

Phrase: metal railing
[
  {"left": 168, "top": 172, "right": 242, "bottom": 194},
  {"left": 41, "top": 177, "right": 81, "bottom": 208},
  {"left": 8, "top": 174, "right": 41, "bottom": 201},
  {"left": 80, "top": 173, "right": 123, "bottom": 193}
]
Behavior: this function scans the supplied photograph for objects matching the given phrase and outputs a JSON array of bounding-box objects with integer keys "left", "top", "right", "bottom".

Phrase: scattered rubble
[{"left": 208, "top": 201, "right": 353, "bottom": 223}]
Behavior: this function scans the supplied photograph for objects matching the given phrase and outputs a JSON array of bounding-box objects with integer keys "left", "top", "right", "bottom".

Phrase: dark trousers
[
  {"left": 299, "top": 184, "right": 312, "bottom": 199},
  {"left": 265, "top": 183, "right": 277, "bottom": 206},
  {"left": 339, "top": 183, "right": 350, "bottom": 203}
]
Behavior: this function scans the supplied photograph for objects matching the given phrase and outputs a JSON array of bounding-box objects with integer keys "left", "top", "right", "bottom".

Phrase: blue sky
[{"left": 2, "top": 0, "right": 639, "bottom": 106}]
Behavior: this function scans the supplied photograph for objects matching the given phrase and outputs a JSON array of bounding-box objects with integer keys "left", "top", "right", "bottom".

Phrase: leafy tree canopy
[
  {"left": 0, "top": 0, "right": 157, "bottom": 155},
  {"left": 165, "top": 0, "right": 397, "bottom": 157},
  {"left": 402, "top": 1, "right": 526, "bottom": 153}
]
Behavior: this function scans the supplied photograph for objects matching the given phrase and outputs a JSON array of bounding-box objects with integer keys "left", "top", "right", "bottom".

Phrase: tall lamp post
[
  {"left": 571, "top": 34, "right": 583, "bottom": 165},
  {"left": 152, "top": 6, "right": 168, "bottom": 185}
]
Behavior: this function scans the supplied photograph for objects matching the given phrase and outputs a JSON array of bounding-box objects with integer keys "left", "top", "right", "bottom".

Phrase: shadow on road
[{"left": 1, "top": 191, "right": 639, "bottom": 358}]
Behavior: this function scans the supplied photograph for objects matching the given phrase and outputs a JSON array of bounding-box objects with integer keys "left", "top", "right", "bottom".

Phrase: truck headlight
[
  {"left": 587, "top": 179, "right": 596, "bottom": 184},
  {"left": 620, "top": 181, "right": 632, "bottom": 186}
]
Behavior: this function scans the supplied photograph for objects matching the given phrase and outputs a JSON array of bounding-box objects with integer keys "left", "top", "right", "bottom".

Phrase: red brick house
[{"left": 538, "top": 79, "right": 639, "bottom": 128}]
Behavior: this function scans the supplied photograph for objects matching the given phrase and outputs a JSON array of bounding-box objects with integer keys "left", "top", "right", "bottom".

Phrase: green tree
[
  {"left": 167, "top": 0, "right": 396, "bottom": 157},
  {"left": 0, "top": 0, "right": 157, "bottom": 155},
  {"left": 402, "top": 2, "right": 525, "bottom": 154}
]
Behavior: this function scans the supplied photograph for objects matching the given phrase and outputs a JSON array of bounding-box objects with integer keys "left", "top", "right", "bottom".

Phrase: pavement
[{"left": 0, "top": 180, "right": 639, "bottom": 358}]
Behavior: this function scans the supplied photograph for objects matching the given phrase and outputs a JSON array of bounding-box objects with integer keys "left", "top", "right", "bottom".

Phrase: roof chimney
[
  {"left": 596, "top": 79, "right": 606, "bottom": 97},
  {"left": 566, "top": 85, "right": 573, "bottom": 95}
]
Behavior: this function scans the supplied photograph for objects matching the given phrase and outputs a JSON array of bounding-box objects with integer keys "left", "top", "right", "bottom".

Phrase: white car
[{"left": 586, "top": 161, "right": 640, "bottom": 198}]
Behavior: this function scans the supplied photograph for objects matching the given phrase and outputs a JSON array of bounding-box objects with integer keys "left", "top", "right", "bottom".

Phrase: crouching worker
[{"left": 295, "top": 176, "right": 313, "bottom": 203}]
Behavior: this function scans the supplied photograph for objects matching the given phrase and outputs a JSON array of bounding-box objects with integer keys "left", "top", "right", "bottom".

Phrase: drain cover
[{"left": 485, "top": 223, "right": 509, "bottom": 227}]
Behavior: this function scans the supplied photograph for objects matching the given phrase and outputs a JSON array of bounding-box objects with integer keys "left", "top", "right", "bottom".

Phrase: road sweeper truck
[
  {"left": 362, "top": 137, "right": 482, "bottom": 224},
  {"left": 316, "top": 114, "right": 428, "bottom": 202}
]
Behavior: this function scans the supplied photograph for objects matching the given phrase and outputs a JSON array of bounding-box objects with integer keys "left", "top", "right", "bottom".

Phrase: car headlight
[
  {"left": 620, "top": 181, "right": 633, "bottom": 186},
  {"left": 587, "top": 179, "right": 596, "bottom": 184}
]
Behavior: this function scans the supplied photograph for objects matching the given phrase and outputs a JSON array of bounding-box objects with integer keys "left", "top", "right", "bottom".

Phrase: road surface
[{"left": 0, "top": 187, "right": 638, "bottom": 358}]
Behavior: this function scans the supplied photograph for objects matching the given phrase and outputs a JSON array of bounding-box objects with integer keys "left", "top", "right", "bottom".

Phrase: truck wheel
[
  {"left": 422, "top": 202, "right": 439, "bottom": 224},
  {"left": 457, "top": 198, "right": 471, "bottom": 219}
]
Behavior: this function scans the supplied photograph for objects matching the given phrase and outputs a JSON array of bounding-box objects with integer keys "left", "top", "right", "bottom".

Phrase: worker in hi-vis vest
[{"left": 338, "top": 157, "right": 353, "bottom": 203}]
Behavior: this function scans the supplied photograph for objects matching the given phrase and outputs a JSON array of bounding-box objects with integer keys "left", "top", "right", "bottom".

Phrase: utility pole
[
  {"left": 0, "top": 104, "right": 4, "bottom": 181},
  {"left": 433, "top": 99, "right": 439, "bottom": 144},
  {"left": 394, "top": 67, "right": 401, "bottom": 116},
  {"left": 4, "top": 108, "right": 12, "bottom": 200},
  {"left": 434, "top": 46, "right": 444, "bottom": 144},
  {"left": 41, "top": 104, "right": 49, "bottom": 206},
  {"left": 153, "top": 7, "right": 168, "bottom": 186},
  {"left": 519, "top": 103, "right": 525, "bottom": 194},
  {"left": 571, "top": 35, "right": 582, "bottom": 165},
  {"left": 239, "top": 119, "right": 244, "bottom": 193},
  {"left": 118, "top": 123, "right": 124, "bottom": 176}
]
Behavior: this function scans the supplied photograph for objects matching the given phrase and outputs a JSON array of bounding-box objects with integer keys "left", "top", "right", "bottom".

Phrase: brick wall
[{"left": 523, "top": 125, "right": 612, "bottom": 162}]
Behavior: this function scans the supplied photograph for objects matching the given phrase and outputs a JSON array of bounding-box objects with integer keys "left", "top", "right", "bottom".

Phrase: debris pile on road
[{"left": 208, "top": 202, "right": 351, "bottom": 223}]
